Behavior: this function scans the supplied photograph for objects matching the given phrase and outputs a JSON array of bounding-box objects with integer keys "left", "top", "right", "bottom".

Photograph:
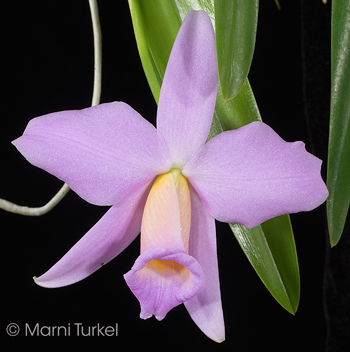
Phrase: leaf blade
[
  {"left": 230, "top": 216, "right": 299, "bottom": 314},
  {"left": 128, "top": 0, "right": 181, "bottom": 103},
  {"left": 214, "top": 0, "right": 259, "bottom": 100},
  {"left": 327, "top": 0, "right": 350, "bottom": 246}
]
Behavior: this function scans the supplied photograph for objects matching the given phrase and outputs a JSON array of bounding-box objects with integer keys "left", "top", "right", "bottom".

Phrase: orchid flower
[{"left": 12, "top": 10, "right": 328, "bottom": 343}]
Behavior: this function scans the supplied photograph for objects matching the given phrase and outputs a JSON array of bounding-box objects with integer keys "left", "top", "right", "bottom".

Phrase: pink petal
[
  {"left": 34, "top": 183, "right": 151, "bottom": 288},
  {"left": 184, "top": 185, "right": 225, "bottom": 343},
  {"left": 183, "top": 121, "right": 329, "bottom": 228},
  {"left": 124, "top": 248, "right": 205, "bottom": 321},
  {"left": 13, "top": 102, "right": 171, "bottom": 206},
  {"left": 156, "top": 10, "right": 218, "bottom": 167}
]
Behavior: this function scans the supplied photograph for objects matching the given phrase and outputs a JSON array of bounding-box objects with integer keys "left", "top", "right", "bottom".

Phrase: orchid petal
[
  {"left": 124, "top": 248, "right": 204, "bottom": 321},
  {"left": 183, "top": 121, "right": 328, "bottom": 228},
  {"left": 184, "top": 185, "right": 225, "bottom": 343},
  {"left": 156, "top": 10, "right": 218, "bottom": 167},
  {"left": 34, "top": 183, "right": 151, "bottom": 288},
  {"left": 124, "top": 172, "right": 204, "bottom": 320},
  {"left": 13, "top": 102, "right": 171, "bottom": 206}
]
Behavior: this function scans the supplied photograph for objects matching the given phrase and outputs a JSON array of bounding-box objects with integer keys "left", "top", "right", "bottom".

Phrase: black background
[{"left": 1, "top": 1, "right": 348, "bottom": 351}]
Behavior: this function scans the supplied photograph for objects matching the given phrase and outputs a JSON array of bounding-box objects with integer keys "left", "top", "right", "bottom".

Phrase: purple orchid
[{"left": 13, "top": 11, "right": 328, "bottom": 343}]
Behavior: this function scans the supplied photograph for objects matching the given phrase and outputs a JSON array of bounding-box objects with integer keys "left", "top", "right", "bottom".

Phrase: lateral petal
[
  {"left": 156, "top": 10, "right": 218, "bottom": 167},
  {"left": 184, "top": 185, "right": 225, "bottom": 343},
  {"left": 13, "top": 102, "right": 171, "bottom": 206},
  {"left": 34, "top": 183, "right": 151, "bottom": 288},
  {"left": 183, "top": 122, "right": 329, "bottom": 228}
]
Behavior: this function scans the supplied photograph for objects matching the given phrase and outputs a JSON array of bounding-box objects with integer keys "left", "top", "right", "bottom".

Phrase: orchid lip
[
  {"left": 124, "top": 171, "right": 200, "bottom": 320},
  {"left": 124, "top": 247, "right": 205, "bottom": 321}
]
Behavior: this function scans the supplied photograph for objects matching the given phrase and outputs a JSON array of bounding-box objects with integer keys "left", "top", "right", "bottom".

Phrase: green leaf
[
  {"left": 327, "top": 0, "right": 350, "bottom": 246},
  {"left": 128, "top": 0, "right": 299, "bottom": 313},
  {"left": 230, "top": 215, "right": 299, "bottom": 314},
  {"left": 128, "top": 0, "right": 181, "bottom": 103},
  {"left": 214, "top": 0, "right": 259, "bottom": 100}
]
